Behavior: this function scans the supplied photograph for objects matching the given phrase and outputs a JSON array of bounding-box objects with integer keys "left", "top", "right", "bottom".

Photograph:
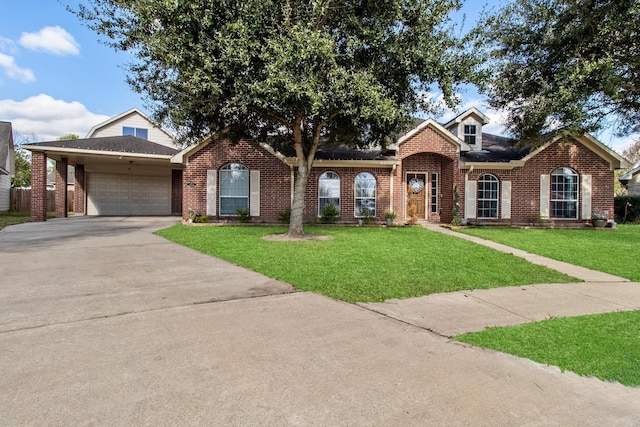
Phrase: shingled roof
[
  {"left": 461, "top": 133, "right": 529, "bottom": 163},
  {"left": 25, "top": 135, "right": 179, "bottom": 156}
]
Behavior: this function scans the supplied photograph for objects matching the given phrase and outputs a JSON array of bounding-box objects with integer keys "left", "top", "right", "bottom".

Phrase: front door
[{"left": 406, "top": 173, "right": 426, "bottom": 220}]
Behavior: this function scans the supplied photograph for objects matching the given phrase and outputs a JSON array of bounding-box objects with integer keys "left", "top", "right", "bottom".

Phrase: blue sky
[{"left": 0, "top": 0, "right": 635, "bottom": 153}]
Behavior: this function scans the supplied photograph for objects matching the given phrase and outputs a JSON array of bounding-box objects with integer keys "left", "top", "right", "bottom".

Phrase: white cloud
[
  {"left": 19, "top": 26, "right": 80, "bottom": 56},
  {"left": 0, "top": 36, "right": 17, "bottom": 54},
  {"left": 0, "top": 52, "right": 35, "bottom": 83},
  {"left": 0, "top": 94, "right": 110, "bottom": 140}
]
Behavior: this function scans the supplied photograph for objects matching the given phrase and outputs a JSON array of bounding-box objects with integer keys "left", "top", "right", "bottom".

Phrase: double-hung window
[
  {"left": 219, "top": 163, "right": 249, "bottom": 215},
  {"left": 354, "top": 172, "right": 376, "bottom": 217},
  {"left": 318, "top": 171, "right": 340, "bottom": 216},
  {"left": 463, "top": 125, "right": 477, "bottom": 145},
  {"left": 551, "top": 167, "right": 578, "bottom": 219},
  {"left": 477, "top": 174, "right": 499, "bottom": 218}
]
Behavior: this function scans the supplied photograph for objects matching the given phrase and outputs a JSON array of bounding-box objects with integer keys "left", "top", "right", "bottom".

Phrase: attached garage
[
  {"left": 25, "top": 135, "right": 182, "bottom": 220},
  {"left": 87, "top": 173, "right": 172, "bottom": 216}
]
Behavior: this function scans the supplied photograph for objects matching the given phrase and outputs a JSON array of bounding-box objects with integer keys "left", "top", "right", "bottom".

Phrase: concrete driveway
[
  {"left": 0, "top": 216, "right": 295, "bottom": 332},
  {"left": 1, "top": 217, "right": 639, "bottom": 426}
]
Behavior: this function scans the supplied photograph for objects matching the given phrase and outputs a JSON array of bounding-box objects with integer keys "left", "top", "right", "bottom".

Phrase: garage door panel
[{"left": 87, "top": 173, "right": 171, "bottom": 216}]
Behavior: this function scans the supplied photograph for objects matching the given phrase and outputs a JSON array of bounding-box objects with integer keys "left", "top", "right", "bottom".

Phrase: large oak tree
[
  {"left": 480, "top": 0, "right": 640, "bottom": 145},
  {"left": 75, "top": 0, "right": 482, "bottom": 236}
]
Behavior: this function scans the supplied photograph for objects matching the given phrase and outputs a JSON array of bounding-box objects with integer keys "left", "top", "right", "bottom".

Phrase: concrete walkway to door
[{"left": 1, "top": 217, "right": 639, "bottom": 425}]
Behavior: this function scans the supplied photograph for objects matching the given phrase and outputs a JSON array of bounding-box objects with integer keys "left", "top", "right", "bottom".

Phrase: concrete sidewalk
[
  {"left": 361, "top": 225, "right": 640, "bottom": 336},
  {"left": 361, "top": 281, "right": 640, "bottom": 336}
]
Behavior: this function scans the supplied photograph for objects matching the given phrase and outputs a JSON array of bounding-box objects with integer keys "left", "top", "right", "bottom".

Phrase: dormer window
[
  {"left": 123, "top": 126, "right": 148, "bottom": 140},
  {"left": 464, "top": 125, "right": 477, "bottom": 145}
]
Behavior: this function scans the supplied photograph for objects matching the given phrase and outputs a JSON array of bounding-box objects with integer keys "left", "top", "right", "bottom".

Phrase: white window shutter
[
  {"left": 250, "top": 170, "right": 260, "bottom": 217},
  {"left": 540, "top": 175, "right": 550, "bottom": 219},
  {"left": 501, "top": 181, "right": 512, "bottom": 219},
  {"left": 464, "top": 179, "right": 477, "bottom": 219},
  {"left": 581, "top": 174, "right": 592, "bottom": 220},
  {"left": 206, "top": 169, "right": 217, "bottom": 216}
]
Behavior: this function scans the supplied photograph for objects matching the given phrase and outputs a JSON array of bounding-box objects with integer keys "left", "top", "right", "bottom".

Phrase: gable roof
[
  {"left": 444, "top": 107, "right": 490, "bottom": 128},
  {"left": 619, "top": 163, "right": 640, "bottom": 182},
  {"left": 520, "top": 133, "right": 630, "bottom": 170},
  {"left": 396, "top": 118, "right": 472, "bottom": 151},
  {"left": 25, "top": 135, "right": 179, "bottom": 157},
  {"left": 0, "top": 121, "right": 15, "bottom": 176},
  {"left": 85, "top": 108, "right": 175, "bottom": 141}
]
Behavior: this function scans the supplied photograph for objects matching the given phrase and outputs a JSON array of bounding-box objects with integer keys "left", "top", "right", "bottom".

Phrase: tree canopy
[
  {"left": 74, "top": 0, "right": 483, "bottom": 235},
  {"left": 480, "top": 0, "right": 640, "bottom": 144}
]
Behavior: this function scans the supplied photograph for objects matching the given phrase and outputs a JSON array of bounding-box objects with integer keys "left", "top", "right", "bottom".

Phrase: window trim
[
  {"left": 430, "top": 172, "right": 438, "bottom": 214},
  {"left": 318, "top": 171, "right": 341, "bottom": 217},
  {"left": 354, "top": 172, "right": 377, "bottom": 218},
  {"left": 122, "top": 126, "right": 148, "bottom": 140},
  {"left": 477, "top": 174, "right": 499, "bottom": 219},
  {"left": 219, "top": 163, "right": 249, "bottom": 216},
  {"left": 463, "top": 124, "right": 477, "bottom": 145},
  {"left": 551, "top": 167, "right": 579, "bottom": 220}
]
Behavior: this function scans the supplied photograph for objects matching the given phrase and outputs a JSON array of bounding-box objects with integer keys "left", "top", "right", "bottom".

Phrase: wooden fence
[{"left": 10, "top": 188, "right": 74, "bottom": 213}]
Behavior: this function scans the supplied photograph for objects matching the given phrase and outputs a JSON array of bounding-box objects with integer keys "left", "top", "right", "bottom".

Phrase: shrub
[
  {"left": 320, "top": 203, "right": 340, "bottom": 223},
  {"left": 194, "top": 214, "right": 210, "bottom": 223},
  {"left": 235, "top": 208, "right": 250, "bottom": 223},
  {"left": 615, "top": 195, "right": 640, "bottom": 223},
  {"left": 278, "top": 207, "right": 291, "bottom": 223}
]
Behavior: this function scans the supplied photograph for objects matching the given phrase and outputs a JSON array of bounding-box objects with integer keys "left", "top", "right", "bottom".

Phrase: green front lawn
[
  {"left": 454, "top": 310, "right": 640, "bottom": 387},
  {"left": 156, "top": 225, "right": 577, "bottom": 303},
  {"left": 0, "top": 211, "right": 31, "bottom": 229},
  {"left": 457, "top": 225, "right": 640, "bottom": 281}
]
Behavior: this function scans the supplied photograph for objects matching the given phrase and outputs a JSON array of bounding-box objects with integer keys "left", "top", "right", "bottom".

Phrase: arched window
[
  {"left": 477, "top": 174, "right": 499, "bottom": 218},
  {"left": 551, "top": 167, "right": 578, "bottom": 219},
  {"left": 318, "top": 171, "right": 340, "bottom": 216},
  {"left": 354, "top": 172, "right": 376, "bottom": 217},
  {"left": 219, "top": 163, "right": 249, "bottom": 216}
]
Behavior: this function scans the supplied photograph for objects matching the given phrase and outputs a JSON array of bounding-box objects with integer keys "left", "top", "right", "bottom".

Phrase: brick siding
[
  {"left": 30, "top": 151, "right": 48, "bottom": 222},
  {"left": 74, "top": 164, "right": 85, "bottom": 214},
  {"left": 55, "top": 157, "right": 68, "bottom": 218},
  {"left": 183, "top": 140, "right": 291, "bottom": 222},
  {"left": 183, "top": 131, "right": 615, "bottom": 225},
  {"left": 465, "top": 137, "right": 615, "bottom": 224}
]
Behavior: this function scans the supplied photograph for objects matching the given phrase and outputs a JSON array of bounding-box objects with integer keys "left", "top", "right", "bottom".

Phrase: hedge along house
[
  {"left": 173, "top": 108, "right": 630, "bottom": 225},
  {"left": 26, "top": 109, "right": 183, "bottom": 221}
]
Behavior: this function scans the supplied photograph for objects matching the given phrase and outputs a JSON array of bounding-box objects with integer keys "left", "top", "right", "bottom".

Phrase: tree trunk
[
  {"left": 286, "top": 113, "right": 322, "bottom": 238},
  {"left": 288, "top": 165, "right": 308, "bottom": 237}
]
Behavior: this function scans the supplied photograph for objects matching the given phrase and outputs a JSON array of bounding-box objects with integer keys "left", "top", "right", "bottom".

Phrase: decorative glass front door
[{"left": 406, "top": 173, "right": 426, "bottom": 219}]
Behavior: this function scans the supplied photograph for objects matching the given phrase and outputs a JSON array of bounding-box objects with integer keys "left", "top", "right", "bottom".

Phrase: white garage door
[{"left": 87, "top": 173, "right": 171, "bottom": 215}]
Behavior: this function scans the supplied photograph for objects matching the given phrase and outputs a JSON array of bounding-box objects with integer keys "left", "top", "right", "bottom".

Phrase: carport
[{"left": 25, "top": 136, "right": 183, "bottom": 221}]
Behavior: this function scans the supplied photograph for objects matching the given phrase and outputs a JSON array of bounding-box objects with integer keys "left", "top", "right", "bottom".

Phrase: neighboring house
[
  {"left": 47, "top": 165, "right": 75, "bottom": 190},
  {"left": 0, "top": 122, "right": 16, "bottom": 213},
  {"left": 619, "top": 164, "right": 640, "bottom": 196},
  {"left": 26, "top": 107, "right": 630, "bottom": 225},
  {"left": 25, "top": 109, "right": 181, "bottom": 221}
]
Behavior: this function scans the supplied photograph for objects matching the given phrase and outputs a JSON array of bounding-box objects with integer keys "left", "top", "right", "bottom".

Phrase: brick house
[
  {"left": 174, "top": 108, "right": 629, "bottom": 225},
  {"left": 26, "top": 107, "right": 629, "bottom": 225}
]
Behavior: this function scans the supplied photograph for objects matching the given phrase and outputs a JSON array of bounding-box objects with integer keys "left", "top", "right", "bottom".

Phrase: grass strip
[{"left": 454, "top": 310, "right": 640, "bottom": 387}]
